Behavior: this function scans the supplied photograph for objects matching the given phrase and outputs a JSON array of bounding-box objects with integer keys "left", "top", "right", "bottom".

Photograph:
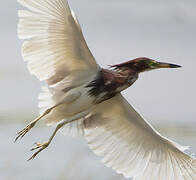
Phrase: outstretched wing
[
  {"left": 18, "top": 0, "right": 100, "bottom": 133},
  {"left": 18, "top": 0, "right": 99, "bottom": 88},
  {"left": 84, "top": 94, "right": 196, "bottom": 179}
]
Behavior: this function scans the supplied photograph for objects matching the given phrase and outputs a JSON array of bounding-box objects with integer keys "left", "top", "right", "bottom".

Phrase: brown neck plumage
[{"left": 86, "top": 68, "right": 138, "bottom": 104}]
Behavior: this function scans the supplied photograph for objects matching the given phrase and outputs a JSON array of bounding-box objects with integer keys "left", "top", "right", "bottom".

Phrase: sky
[{"left": 0, "top": 0, "right": 196, "bottom": 126}]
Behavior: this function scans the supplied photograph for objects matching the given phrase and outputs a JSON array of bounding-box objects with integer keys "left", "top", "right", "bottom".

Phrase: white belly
[
  {"left": 42, "top": 84, "right": 94, "bottom": 124},
  {"left": 62, "top": 86, "right": 94, "bottom": 115}
]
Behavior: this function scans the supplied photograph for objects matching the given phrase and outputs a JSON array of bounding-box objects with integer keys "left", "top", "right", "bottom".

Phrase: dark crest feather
[{"left": 111, "top": 57, "right": 152, "bottom": 69}]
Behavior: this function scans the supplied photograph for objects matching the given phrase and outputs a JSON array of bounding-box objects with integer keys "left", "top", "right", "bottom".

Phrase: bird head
[{"left": 111, "top": 57, "right": 181, "bottom": 73}]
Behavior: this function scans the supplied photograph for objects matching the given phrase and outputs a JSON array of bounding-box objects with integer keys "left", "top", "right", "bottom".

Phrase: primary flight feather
[{"left": 16, "top": 0, "right": 196, "bottom": 179}]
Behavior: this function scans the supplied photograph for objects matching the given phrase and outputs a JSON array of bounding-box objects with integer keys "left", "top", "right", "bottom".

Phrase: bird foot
[
  {"left": 15, "top": 121, "right": 36, "bottom": 142},
  {"left": 28, "top": 142, "right": 49, "bottom": 161}
]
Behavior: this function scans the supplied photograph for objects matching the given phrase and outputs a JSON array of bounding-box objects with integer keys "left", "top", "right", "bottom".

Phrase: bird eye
[{"left": 148, "top": 61, "right": 158, "bottom": 68}]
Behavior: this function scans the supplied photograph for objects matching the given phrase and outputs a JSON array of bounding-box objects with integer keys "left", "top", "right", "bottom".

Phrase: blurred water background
[{"left": 0, "top": 0, "right": 196, "bottom": 179}]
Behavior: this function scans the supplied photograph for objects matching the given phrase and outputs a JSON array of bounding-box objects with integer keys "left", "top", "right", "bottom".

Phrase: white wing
[
  {"left": 84, "top": 94, "right": 196, "bottom": 179},
  {"left": 18, "top": 0, "right": 99, "bottom": 88},
  {"left": 18, "top": 0, "right": 100, "bottom": 131}
]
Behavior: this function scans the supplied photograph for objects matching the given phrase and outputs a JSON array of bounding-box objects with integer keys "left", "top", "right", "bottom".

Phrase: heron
[{"left": 15, "top": 0, "right": 196, "bottom": 179}]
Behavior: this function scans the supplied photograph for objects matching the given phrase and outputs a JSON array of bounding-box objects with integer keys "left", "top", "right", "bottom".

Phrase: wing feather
[
  {"left": 18, "top": 0, "right": 99, "bottom": 86},
  {"left": 84, "top": 94, "right": 196, "bottom": 179},
  {"left": 18, "top": 0, "right": 99, "bottom": 128}
]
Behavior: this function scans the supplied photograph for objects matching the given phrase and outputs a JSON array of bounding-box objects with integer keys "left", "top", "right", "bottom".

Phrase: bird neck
[
  {"left": 86, "top": 68, "right": 138, "bottom": 104},
  {"left": 113, "top": 68, "right": 139, "bottom": 89}
]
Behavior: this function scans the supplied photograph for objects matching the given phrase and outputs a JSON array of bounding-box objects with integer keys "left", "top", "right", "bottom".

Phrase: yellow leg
[
  {"left": 15, "top": 106, "right": 56, "bottom": 142},
  {"left": 28, "top": 110, "right": 89, "bottom": 161},
  {"left": 27, "top": 123, "right": 62, "bottom": 161}
]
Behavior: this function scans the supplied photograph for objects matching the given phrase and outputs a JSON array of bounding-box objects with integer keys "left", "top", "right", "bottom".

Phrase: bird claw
[
  {"left": 28, "top": 142, "right": 49, "bottom": 161},
  {"left": 14, "top": 122, "right": 36, "bottom": 142}
]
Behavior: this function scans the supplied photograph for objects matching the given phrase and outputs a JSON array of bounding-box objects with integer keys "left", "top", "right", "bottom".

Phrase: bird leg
[
  {"left": 28, "top": 110, "right": 89, "bottom": 161},
  {"left": 15, "top": 106, "right": 57, "bottom": 142}
]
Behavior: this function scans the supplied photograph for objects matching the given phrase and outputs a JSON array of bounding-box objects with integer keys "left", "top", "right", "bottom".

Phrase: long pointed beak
[{"left": 157, "top": 62, "right": 182, "bottom": 68}]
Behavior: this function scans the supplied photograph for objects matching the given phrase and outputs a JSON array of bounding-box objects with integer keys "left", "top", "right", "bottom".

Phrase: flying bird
[{"left": 16, "top": 0, "right": 196, "bottom": 179}]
